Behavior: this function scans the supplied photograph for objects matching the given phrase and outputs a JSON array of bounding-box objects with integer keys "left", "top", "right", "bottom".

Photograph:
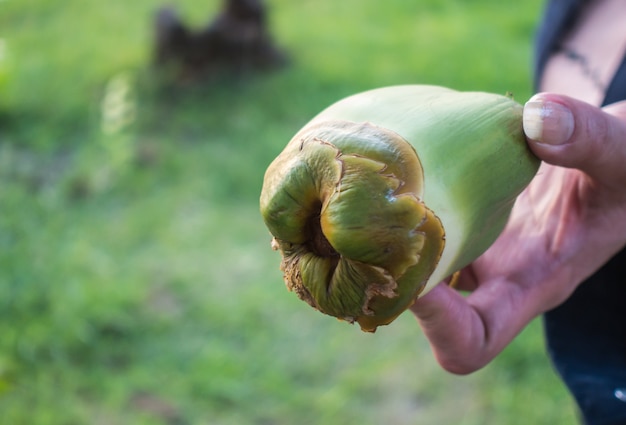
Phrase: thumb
[{"left": 523, "top": 93, "right": 626, "bottom": 189}]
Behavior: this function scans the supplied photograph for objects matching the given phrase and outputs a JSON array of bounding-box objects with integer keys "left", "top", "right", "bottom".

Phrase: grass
[{"left": 1, "top": 0, "right": 579, "bottom": 424}]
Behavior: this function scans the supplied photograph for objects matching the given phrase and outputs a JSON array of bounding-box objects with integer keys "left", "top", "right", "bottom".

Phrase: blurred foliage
[{"left": 0, "top": 0, "right": 579, "bottom": 424}]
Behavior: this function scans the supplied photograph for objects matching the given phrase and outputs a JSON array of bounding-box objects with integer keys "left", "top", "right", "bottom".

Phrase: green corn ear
[{"left": 260, "top": 85, "right": 540, "bottom": 332}]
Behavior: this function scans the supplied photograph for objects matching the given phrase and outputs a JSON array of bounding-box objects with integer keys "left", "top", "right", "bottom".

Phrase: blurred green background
[{"left": 0, "top": 0, "right": 580, "bottom": 424}]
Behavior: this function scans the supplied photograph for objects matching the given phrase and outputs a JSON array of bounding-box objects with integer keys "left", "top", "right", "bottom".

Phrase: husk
[{"left": 260, "top": 85, "right": 540, "bottom": 332}]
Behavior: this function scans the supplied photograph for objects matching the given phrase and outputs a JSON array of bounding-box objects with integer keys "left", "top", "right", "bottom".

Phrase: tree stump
[{"left": 154, "top": 0, "right": 288, "bottom": 82}]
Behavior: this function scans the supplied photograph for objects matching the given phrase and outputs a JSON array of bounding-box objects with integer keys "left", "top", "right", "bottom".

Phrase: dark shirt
[{"left": 534, "top": 1, "right": 626, "bottom": 424}]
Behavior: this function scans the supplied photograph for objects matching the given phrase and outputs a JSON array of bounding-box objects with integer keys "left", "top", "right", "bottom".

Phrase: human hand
[{"left": 410, "top": 93, "right": 626, "bottom": 374}]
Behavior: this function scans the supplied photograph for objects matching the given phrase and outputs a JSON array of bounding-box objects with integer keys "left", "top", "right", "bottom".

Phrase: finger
[
  {"left": 523, "top": 93, "right": 626, "bottom": 190},
  {"left": 411, "top": 278, "right": 538, "bottom": 375},
  {"left": 604, "top": 99, "right": 626, "bottom": 120},
  {"left": 411, "top": 283, "right": 486, "bottom": 374}
]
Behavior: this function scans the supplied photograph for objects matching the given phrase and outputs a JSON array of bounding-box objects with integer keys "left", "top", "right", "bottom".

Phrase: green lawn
[{"left": 1, "top": 1, "right": 579, "bottom": 424}]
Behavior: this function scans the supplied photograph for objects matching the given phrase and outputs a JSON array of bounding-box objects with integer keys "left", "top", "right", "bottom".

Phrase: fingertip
[
  {"left": 410, "top": 282, "right": 450, "bottom": 318},
  {"left": 522, "top": 93, "right": 626, "bottom": 181},
  {"left": 523, "top": 94, "right": 574, "bottom": 146}
]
